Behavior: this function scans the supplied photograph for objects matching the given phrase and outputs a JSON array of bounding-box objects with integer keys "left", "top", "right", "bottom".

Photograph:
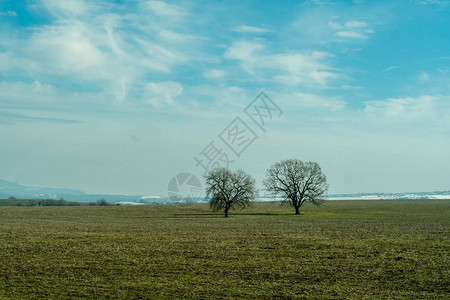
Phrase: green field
[{"left": 0, "top": 200, "right": 449, "bottom": 299}]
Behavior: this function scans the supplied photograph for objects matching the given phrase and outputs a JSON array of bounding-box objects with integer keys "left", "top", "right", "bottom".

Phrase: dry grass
[{"left": 0, "top": 200, "right": 449, "bottom": 299}]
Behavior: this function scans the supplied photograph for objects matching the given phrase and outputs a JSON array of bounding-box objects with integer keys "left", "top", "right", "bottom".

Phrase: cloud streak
[
  {"left": 234, "top": 25, "right": 273, "bottom": 34},
  {"left": 0, "top": 110, "right": 81, "bottom": 124},
  {"left": 333, "top": 20, "right": 373, "bottom": 39},
  {"left": 0, "top": 0, "right": 203, "bottom": 107},
  {"left": 225, "top": 41, "right": 338, "bottom": 87},
  {"left": 0, "top": 11, "right": 17, "bottom": 17}
]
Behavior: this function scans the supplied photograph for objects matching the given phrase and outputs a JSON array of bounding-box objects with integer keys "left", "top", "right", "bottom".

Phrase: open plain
[{"left": 0, "top": 200, "right": 449, "bottom": 299}]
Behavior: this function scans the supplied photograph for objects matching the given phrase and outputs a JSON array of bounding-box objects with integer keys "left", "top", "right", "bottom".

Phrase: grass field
[{"left": 0, "top": 200, "right": 449, "bottom": 299}]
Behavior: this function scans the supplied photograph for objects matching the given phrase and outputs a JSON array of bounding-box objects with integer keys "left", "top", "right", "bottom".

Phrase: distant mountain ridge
[
  {"left": 0, "top": 178, "right": 142, "bottom": 203},
  {"left": 0, "top": 178, "right": 448, "bottom": 204},
  {"left": 0, "top": 179, "right": 86, "bottom": 197}
]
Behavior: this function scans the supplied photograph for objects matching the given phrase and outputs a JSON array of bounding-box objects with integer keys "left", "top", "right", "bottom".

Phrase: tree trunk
[
  {"left": 224, "top": 208, "right": 229, "bottom": 218},
  {"left": 295, "top": 206, "right": 300, "bottom": 215}
]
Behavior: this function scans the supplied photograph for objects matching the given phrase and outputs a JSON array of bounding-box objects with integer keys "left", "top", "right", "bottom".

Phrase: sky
[{"left": 0, "top": 0, "right": 449, "bottom": 196}]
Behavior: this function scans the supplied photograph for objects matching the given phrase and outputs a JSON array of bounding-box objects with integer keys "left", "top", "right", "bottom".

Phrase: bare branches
[
  {"left": 205, "top": 160, "right": 327, "bottom": 216},
  {"left": 205, "top": 168, "right": 257, "bottom": 217},
  {"left": 263, "top": 159, "right": 328, "bottom": 214}
]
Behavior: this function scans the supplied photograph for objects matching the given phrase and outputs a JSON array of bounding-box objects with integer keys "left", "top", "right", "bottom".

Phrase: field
[{"left": 0, "top": 200, "right": 449, "bottom": 299}]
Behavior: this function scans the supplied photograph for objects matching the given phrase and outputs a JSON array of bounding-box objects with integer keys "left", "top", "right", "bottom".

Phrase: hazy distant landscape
[{"left": 1, "top": 178, "right": 449, "bottom": 206}]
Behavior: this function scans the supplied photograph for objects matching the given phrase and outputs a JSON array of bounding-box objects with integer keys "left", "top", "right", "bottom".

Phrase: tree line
[
  {"left": 2, "top": 197, "right": 115, "bottom": 207},
  {"left": 205, "top": 159, "right": 328, "bottom": 217}
]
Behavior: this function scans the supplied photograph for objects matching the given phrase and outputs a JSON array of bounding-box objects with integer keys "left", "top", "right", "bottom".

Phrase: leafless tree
[
  {"left": 205, "top": 168, "right": 257, "bottom": 217},
  {"left": 263, "top": 159, "right": 328, "bottom": 215}
]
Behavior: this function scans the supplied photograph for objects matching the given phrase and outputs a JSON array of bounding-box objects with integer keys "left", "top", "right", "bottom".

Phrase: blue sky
[{"left": 1, "top": 0, "right": 449, "bottom": 196}]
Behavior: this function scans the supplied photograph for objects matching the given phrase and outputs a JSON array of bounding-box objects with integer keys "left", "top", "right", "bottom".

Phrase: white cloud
[
  {"left": 418, "top": 0, "right": 450, "bottom": 5},
  {"left": 383, "top": 66, "right": 398, "bottom": 72},
  {"left": 0, "top": 11, "right": 17, "bottom": 17},
  {"left": 327, "top": 21, "right": 343, "bottom": 30},
  {"left": 335, "top": 30, "right": 368, "bottom": 39},
  {"left": 224, "top": 41, "right": 265, "bottom": 61},
  {"left": 227, "top": 86, "right": 243, "bottom": 93},
  {"left": 345, "top": 21, "right": 368, "bottom": 28},
  {"left": 144, "top": 1, "right": 186, "bottom": 17},
  {"left": 145, "top": 81, "right": 183, "bottom": 105},
  {"left": 0, "top": 0, "right": 204, "bottom": 106},
  {"left": 364, "top": 95, "right": 439, "bottom": 120},
  {"left": 186, "top": 84, "right": 252, "bottom": 113},
  {"left": 329, "top": 20, "right": 373, "bottom": 39},
  {"left": 234, "top": 25, "right": 273, "bottom": 34},
  {"left": 281, "top": 92, "right": 347, "bottom": 111},
  {"left": 0, "top": 81, "right": 114, "bottom": 113},
  {"left": 39, "top": 0, "right": 94, "bottom": 17},
  {"left": 225, "top": 41, "right": 338, "bottom": 87},
  {"left": 293, "top": 3, "right": 380, "bottom": 45},
  {"left": 270, "top": 52, "right": 337, "bottom": 86},
  {"left": 29, "top": 21, "right": 105, "bottom": 77},
  {"left": 158, "top": 30, "right": 199, "bottom": 42},
  {"left": 0, "top": 81, "right": 59, "bottom": 104},
  {"left": 133, "top": 38, "right": 189, "bottom": 72},
  {"left": 203, "top": 69, "right": 226, "bottom": 78},
  {"left": 418, "top": 71, "right": 431, "bottom": 82}
]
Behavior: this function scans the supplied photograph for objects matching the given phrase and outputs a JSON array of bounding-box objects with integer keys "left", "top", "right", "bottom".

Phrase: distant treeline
[{"left": 0, "top": 197, "right": 115, "bottom": 207}]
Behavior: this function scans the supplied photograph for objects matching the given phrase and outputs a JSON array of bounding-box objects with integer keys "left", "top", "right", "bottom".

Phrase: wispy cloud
[
  {"left": 279, "top": 92, "right": 347, "bottom": 111},
  {"left": 203, "top": 69, "right": 226, "bottom": 78},
  {"left": 333, "top": 20, "right": 373, "bottom": 39},
  {"left": 0, "top": 11, "right": 17, "bottom": 17},
  {"left": 0, "top": 110, "right": 81, "bottom": 124},
  {"left": 1, "top": 0, "right": 449, "bottom": 196},
  {"left": 418, "top": 71, "right": 431, "bottom": 82},
  {"left": 225, "top": 41, "right": 338, "bottom": 87},
  {"left": 224, "top": 41, "right": 265, "bottom": 61},
  {"left": 0, "top": 0, "right": 205, "bottom": 107},
  {"left": 345, "top": 21, "right": 368, "bottom": 28},
  {"left": 234, "top": 25, "right": 273, "bottom": 34},
  {"left": 417, "top": 0, "right": 450, "bottom": 5},
  {"left": 383, "top": 66, "right": 398, "bottom": 72},
  {"left": 364, "top": 95, "right": 446, "bottom": 122},
  {"left": 158, "top": 30, "right": 202, "bottom": 42},
  {"left": 292, "top": 2, "right": 381, "bottom": 45},
  {"left": 38, "top": 0, "right": 98, "bottom": 17},
  {"left": 335, "top": 30, "right": 367, "bottom": 39},
  {"left": 144, "top": 1, "right": 187, "bottom": 17},
  {"left": 145, "top": 81, "right": 183, "bottom": 105}
]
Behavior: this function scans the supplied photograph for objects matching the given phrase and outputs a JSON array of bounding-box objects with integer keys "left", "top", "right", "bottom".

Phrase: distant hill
[
  {"left": 1, "top": 178, "right": 448, "bottom": 205},
  {"left": 0, "top": 178, "right": 86, "bottom": 199},
  {"left": 0, "top": 178, "right": 147, "bottom": 203}
]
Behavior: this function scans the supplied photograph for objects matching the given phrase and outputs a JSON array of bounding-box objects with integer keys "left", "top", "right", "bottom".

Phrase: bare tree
[
  {"left": 205, "top": 168, "right": 257, "bottom": 217},
  {"left": 263, "top": 159, "right": 328, "bottom": 215}
]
